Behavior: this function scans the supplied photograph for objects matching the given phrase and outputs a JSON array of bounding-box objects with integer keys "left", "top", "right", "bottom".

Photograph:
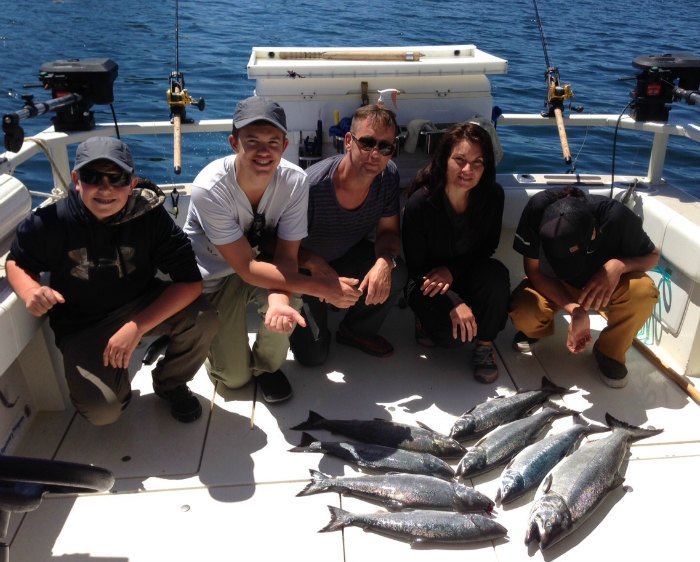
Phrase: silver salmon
[
  {"left": 450, "top": 376, "right": 572, "bottom": 441},
  {"left": 291, "top": 410, "right": 465, "bottom": 458},
  {"left": 456, "top": 403, "right": 578, "bottom": 479},
  {"left": 319, "top": 505, "right": 508, "bottom": 545},
  {"left": 297, "top": 469, "right": 494, "bottom": 513},
  {"left": 289, "top": 432, "right": 455, "bottom": 479},
  {"left": 525, "top": 413, "right": 663, "bottom": 550},
  {"left": 495, "top": 419, "right": 608, "bottom": 505}
]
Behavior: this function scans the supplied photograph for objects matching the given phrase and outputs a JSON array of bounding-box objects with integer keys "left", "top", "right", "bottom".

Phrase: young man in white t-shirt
[{"left": 185, "top": 97, "right": 360, "bottom": 402}]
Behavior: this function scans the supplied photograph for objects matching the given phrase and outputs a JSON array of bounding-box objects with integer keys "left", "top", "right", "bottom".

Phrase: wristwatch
[{"left": 382, "top": 253, "right": 398, "bottom": 269}]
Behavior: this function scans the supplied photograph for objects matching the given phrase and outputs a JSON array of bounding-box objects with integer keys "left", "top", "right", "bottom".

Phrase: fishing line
[
  {"left": 175, "top": 0, "right": 180, "bottom": 77},
  {"left": 532, "top": 0, "right": 551, "bottom": 70}
]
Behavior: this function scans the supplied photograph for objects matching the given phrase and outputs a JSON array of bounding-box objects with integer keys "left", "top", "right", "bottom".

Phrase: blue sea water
[{"left": 1, "top": 0, "right": 699, "bottom": 195}]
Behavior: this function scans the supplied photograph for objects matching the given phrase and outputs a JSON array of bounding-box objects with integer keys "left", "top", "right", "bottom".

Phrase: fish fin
[
  {"left": 288, "top": 431, "right": 317, "bottom": 451},
  {"left": 296, "top": 469, "right": 330, "bottom": 497},
  {"left": 415, "top": 420, "right": 437, "bottom": 432},
  {"left": 319, "top": 505, "right": 351, "bottom": 533},
  {"left": 540, "top": 401, "right": 579, "bottom": 417},
  {"left": 290, "top": 410, "right": 324, "bottom": 431},
  {"left": 604, "top": 413, "right": 664, "bottom": 441},
  {"left": 541, "top": 473, "right": 553, "bottom": 494},
  {"left": 541, "top": 375, "right": 573, "bottom": 395},
  {"left": 612, "top": 474, "right": 626, "bottom": 489},
  {"left": 495, "top": 488, "right": 503, "bottom": 506}
]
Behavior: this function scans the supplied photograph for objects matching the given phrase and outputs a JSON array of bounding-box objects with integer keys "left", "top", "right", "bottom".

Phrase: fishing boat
[{"left": 0, "top": 43, "right": 699, "bottom": 561}]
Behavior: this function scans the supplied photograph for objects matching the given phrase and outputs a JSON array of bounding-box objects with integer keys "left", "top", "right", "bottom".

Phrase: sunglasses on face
[
  {"left": 78, "top": 168, "right": 132, "bottom": 188},
  {"left": 350, "top": 134, "right": 395, "bottom": 156}
]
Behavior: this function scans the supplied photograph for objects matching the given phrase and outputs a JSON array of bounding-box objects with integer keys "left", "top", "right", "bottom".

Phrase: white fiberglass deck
[{"left": 8, "top": 289, "right": 700, "bottom": 562}]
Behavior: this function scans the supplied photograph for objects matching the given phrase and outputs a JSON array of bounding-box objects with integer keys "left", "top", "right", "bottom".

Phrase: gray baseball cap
[
  {"left": 73, "top": 136, "right": 134, "bottom": 173},
  {"left": 232, "top": 96, "right": 287, "bottom": 133}
]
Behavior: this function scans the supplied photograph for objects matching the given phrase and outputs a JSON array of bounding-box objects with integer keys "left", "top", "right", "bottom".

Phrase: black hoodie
[{"left": 9, "top": 186, "right": 201, "bottom": 342}]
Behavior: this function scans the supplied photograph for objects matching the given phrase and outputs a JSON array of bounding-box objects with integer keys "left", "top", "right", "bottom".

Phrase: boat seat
[{"left": 0, "top": 455, "right": 114, "bottom": 562}]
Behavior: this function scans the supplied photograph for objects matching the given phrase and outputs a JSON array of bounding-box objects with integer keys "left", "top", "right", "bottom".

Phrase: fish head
[
  {"left": 497, "top": 471, "right": 525, "bottom": 505},
  {"left": 453, "top": 482, "right": 495, "bottom": 513},
  {"left": 455, "top": 449, "right": 487, "bottom": 478},
  {"left": 525, "top": 494, "right": 572, "bottom": 550},
  {"left": 449, "top": 416, "right": 475, "bottom": 440}
]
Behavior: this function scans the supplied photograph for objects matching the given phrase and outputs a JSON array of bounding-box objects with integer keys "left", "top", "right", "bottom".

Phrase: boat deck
[{"left": 7, "top": 249, "right": 700, "bottom": 561}]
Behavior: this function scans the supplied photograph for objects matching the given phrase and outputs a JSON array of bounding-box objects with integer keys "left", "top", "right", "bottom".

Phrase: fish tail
[
  {"left": 296, "top": 469, "right": 331, "bottom": 497},
  {"left": 319, "top": 505, "right": 352, "bottom": 533},
  {"left": 604, "top": 413, "right": 663, "bottom": 441},
  {"left": 290, "top": 410, "right": 325, "bottom": 431},
  {"left": 288, "top": 431, "right": 317, "bottom": 452},
  {"left": 541, "top": 376, "right": 573, "bottom": 395},
  {"left": 541, "top": 400, "right": 579, "bottom": 417}
]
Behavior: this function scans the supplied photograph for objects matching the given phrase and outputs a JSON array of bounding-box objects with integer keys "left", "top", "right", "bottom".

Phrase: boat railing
[{"left": 1, "top": 113, "right": 698, "bottom": 209}]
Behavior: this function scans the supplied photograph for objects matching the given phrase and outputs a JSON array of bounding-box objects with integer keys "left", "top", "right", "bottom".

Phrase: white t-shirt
[{"left": 184, "top": 154, "right": 309, "bottom": 293}]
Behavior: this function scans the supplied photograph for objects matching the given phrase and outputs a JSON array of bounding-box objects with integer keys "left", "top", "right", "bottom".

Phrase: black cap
[
  {"left": 232, "top": 96, "right": 287, "bottom": 133},
  {"left": 73, "top": 136, "right": 134, "bottom": 173},
  {"left": 538, "top": 197, "right": 595, "bottom": 279}
]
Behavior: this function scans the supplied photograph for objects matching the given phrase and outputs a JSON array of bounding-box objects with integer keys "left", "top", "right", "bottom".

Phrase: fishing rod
[
  {"left": 166, "top": 0, "right": 204, "bottom": 175},
  {"left": 532, "top": 0, "right": 583, "bottom": 172}
]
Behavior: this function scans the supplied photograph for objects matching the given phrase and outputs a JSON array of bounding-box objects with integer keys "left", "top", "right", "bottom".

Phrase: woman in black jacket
[{"left": 402, "top": 122, "right": 510, "bottom": 383}]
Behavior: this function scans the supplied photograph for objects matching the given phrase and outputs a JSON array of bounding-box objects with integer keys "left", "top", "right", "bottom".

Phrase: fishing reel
[
  {"left": 541, "top": 67, "right": 584, "bottom": 117},
  {"left": 629, "top": 53, "right": 700, "bottom": 122},
  {"left": 2, "top": 58, "right": 118, "bottom": 152},
  {"left": 167, "top": 71, "right": 205, "bottom": 123}
]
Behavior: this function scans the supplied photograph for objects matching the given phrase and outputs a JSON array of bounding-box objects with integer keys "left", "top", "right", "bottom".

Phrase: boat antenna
[
  {"left": 167, "top": 0, "right": 205, "bottom": 175},
  {"left": 532, "top": 0, "right": 583, "bottom": 173}
]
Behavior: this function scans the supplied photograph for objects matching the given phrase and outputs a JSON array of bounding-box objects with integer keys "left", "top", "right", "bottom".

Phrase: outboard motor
[
  {"left": 630, "top": 52, "right": 700, "bottom": 122},
  {"left": 2, "top": 58, "right": 118, "bottom": 152}
]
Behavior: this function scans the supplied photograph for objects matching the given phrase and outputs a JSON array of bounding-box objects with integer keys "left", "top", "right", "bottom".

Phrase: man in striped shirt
[{"left": 290, "top": 104, "right": 408, "bottom": 365}]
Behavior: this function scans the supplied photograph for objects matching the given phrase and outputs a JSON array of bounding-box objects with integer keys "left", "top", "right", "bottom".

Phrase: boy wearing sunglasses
[
  {"left": 290, "top": 104, "right": 408, "bottom": 365},
  {"left": 6, "top": 137, "right": 218, "bottom": 425}
]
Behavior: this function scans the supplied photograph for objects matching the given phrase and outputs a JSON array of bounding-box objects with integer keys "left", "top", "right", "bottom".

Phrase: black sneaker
[
  {"left": 155, "top": 385, "right": 202, "bottom": 422},
  {"left": 512, "top": 331, "right": 539, "bottom": 353},
  {"left": 473, "top": 344, "right": 499, "bottom": 384},
  {"left": 257, "top": 370, "right": 293, "bottom": 403},
  {"left": 593, "top": 345, "right": 628, "bottom": 388}
]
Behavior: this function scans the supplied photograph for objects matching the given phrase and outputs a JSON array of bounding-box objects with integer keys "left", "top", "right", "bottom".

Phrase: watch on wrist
[{"left": 382, "top": 253, "right": 398, "bottom": 269}]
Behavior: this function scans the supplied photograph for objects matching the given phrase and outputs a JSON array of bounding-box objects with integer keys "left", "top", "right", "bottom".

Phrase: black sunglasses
[
  {"left": 246, "top": 212, "right": 266, "bottom": 248},
  {"left": 78, "top": 168, "right": 132, "bottom": 188},
  {"left": 350, "top": 134, "right": 395, "bottom": 156}
]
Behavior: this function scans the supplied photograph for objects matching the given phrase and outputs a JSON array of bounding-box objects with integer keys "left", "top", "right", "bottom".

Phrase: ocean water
[{"left": 1, "top": 0, "right": 700, "bottom": 195}]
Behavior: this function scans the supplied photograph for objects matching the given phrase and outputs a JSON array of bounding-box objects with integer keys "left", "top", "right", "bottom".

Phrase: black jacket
[
  {"left": 402, "top": 184, "right": 504, "bottom": 306},
  {"left": 9, "top": 187, "right": 201, "bottom": 341}
]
